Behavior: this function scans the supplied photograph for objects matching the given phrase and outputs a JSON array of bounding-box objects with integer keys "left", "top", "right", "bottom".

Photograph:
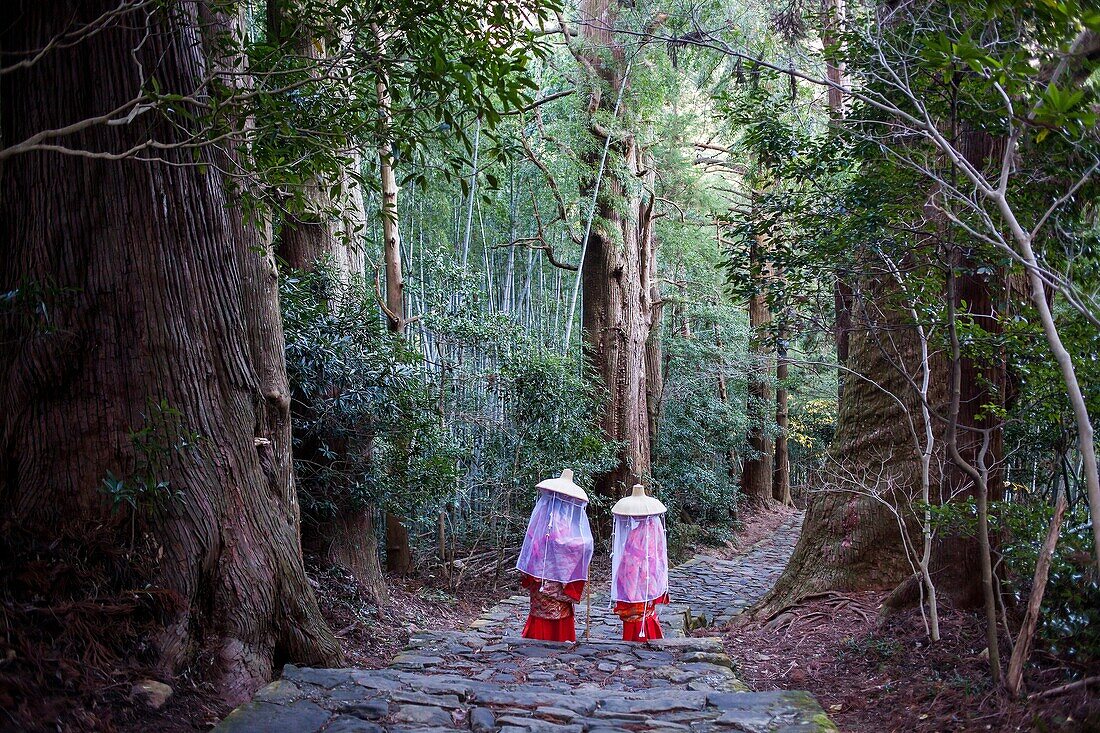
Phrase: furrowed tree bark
[
  {"left": 756, "top": 277, "right": 929, "bottom": 616},
  {"left": 385, "top": 513, "right": 413, "bottom": 575},
  {"left": 582, "top": 139, "right": 658, "bottom": 503},
  {"left": 883, "top": 129, "right": 1007, "bottom": 614},
  {"left": 946, "top": 266, "right": 1001, "bottom": 684},
  {"left": 267, "top": 2, "right": 365, "bottom": 280},
  {"left": 939, "top": 130, "right": 1006, "bottom": 607},
  {"left": 268, "top": 0, "right": 387, "bottom": 606},
  {"left": 759, "top": 250, "right": 997, "bottom": 616},
  {"left": 759, "top": 77, "right": 1009, "bottom": 619},
  {"left": 823, "top": 0, "right": 852, "bottom": 396},
  {"left": 742, "top": 235, "right": 775, "bottom": 507},
  {"left": 822, "top": 0, "right": 846, "bottom": 116},
  {"left": 576, "top": 0, "right": 658, "bottom": 505},
  {"left": 0, "top": 0, "right": 340, "bottom": 703}
]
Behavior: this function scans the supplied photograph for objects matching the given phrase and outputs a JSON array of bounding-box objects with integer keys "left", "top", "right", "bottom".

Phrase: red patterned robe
[
  {"left": 520, "top": 573, "right": 585, "bottom": 642},
  {"left": 614, "top": 592, "right": 669, "bottom": 641}
]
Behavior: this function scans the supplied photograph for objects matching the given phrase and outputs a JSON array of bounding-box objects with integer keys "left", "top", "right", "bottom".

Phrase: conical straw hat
[
  {"left": 611, "top": 484, "right": 667, "bottom": 517},
  {"left": 536, "top": 469, "right": 588, "bottom": 502}
]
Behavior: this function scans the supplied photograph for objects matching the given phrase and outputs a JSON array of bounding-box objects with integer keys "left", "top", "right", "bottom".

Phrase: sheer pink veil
[
  {"left": 516, "top": 490, "right": 593, "bottom": 584},
  {"left": 610, "top": 514, "right": 668, "bottom": 603}
]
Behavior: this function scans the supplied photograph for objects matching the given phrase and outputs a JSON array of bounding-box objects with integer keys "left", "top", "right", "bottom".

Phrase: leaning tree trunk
[
  {"left": 375, "top": 45, "right": 415, "bottom": 575},
  {"left": 577, "top": 0, "right": 659, "bottom": 503},
  {"left": 742, "top": 235, "right": 775, "bottom": 506},
  {"left": 773, "top": 317, "right": 793, "bottom": 506},
  {"left": 268, "top": 0, "right": 387, "bottom": 606},
  {"left": 0, "top": 0, "right": 340, "bottom": 703}
]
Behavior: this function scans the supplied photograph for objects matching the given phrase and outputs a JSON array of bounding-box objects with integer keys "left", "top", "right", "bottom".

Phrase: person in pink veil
[
  {"left": 610, "top": 484, "right": 669, "bottom": 641},
  {"left": 515, "top": 470, "right": 593, "bottom": 642}
]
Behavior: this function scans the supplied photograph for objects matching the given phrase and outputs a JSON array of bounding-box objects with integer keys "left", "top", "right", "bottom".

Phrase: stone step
[
  {"left": 390, "top": 631, "right": 744, "bottom": 692},
  {"left": 214, "top": 631, "right": 836, "bottom": 732}
]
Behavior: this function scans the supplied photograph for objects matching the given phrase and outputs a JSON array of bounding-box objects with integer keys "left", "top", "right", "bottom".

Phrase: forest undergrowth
[{"left": 723, "top": 593, "right": 1100, "bottom": 732}]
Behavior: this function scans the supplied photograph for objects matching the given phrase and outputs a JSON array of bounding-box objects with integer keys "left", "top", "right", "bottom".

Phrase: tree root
[{"left": 762, "top": 591, "right": 875, "bottom": 634}]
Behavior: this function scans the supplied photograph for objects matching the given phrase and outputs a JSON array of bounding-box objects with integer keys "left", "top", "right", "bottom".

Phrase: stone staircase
[{"left": 214, "top": 630, "right": 836, "bottom": 732}]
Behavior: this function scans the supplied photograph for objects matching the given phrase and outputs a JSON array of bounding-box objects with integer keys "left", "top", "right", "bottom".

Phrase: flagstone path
[
  {"left": 471, "top": 511, "right": 803, "bottom": 639},
  {"left": 215, "top": 512, "right": 834, "bottom": 732}
]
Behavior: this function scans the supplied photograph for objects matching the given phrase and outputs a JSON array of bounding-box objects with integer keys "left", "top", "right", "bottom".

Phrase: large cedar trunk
[
  {"left": 759, "top": 279, "right": 1003, "bottom": 616},
  {"left": 267, "top": 0, "right": 366, "bottom": 279},
  {"left": 757, "top": 279, "right": 933, "bottom": 615},
  {"left": 385, "top": 513, "right": 414, "bottom": 574},
  {"left": 884, "top": 129, "right": 1007, "bottom": 612},
  {"left": 823, "top": 0, "right": 852, "bottom": 399},
  {"left": 579, "top": 0, "right": 659, "bottom": 503},
  {"left": 276, "top": 161, "right": 365, "bottom": 281},
  {"left": 0, "top": 0, "right": 340, "bottom": 703},
  {"left": 268, "top": 0, "right": 387, "bottom": 605},
  {"left": 757, "top": 3, "right": 1008, "bottom": 612},
  {"left": 742, "top": 236, "right": 775, "bottom": 506},
  {"left": 319, "top": 509, "right": 387, "bottom": 604},
  {"left": 582, "top": 140, "right": 659, "bottom": 501},
  {"left": 759, "top": 130, "right": 1008, "bottom": 616},
  {"left": 942, "top": 131, "right": 1006, "bottom": 602},
  {"left": 268, "top": 0, "right": 365, "bottom": 280}
]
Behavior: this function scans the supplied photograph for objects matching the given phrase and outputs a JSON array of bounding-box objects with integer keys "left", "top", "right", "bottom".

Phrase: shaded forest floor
[
  {"left": 721, "top": 591, "right": 1100, "bottom": 732},
  {"left": 310, "top": 559, "right": 512, "bottom": 670}
]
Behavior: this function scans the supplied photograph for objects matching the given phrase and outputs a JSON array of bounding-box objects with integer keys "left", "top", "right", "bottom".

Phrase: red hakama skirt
[
  {"left": 521, "top": 614, "right": 576, "bottom": 642},
  {"left": 614, "top": 592, "right": 669, "bottom": 642},
  {"left": 520, "top": 574, "right": 585, "bottom": 642}
]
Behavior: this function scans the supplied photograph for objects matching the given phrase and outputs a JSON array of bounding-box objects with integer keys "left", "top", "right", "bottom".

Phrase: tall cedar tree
[
  {"left": 575, "top": 0, "right": 662, "bottom": 507},
  {"left": 0, "top": 0, "right": 340, "bottom": 703}
]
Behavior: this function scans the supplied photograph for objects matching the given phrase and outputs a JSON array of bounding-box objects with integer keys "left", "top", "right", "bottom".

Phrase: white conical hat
[
  {"left": 535, "top": 469, "right": 588, "bottom": 502},
  {"left": 611, "top": 484, "right": 667, "bottom": 517}
]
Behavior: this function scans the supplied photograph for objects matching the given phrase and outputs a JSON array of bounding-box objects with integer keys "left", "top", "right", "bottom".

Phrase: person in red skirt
[
  {"left": 515, "top": 470, "right": 593, "bottom": 642},
  {"left": 611, "top": 484, "right": 669, "bottom": 642}
]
